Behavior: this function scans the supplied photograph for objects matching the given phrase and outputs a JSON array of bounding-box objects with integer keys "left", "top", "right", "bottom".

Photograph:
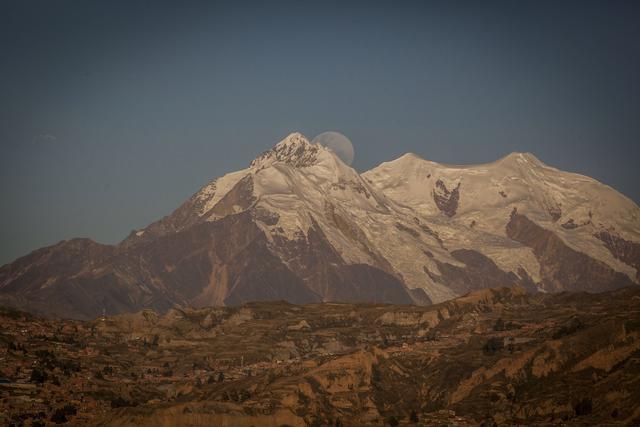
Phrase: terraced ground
[{"left": 1, "top": 286, "right": 640, "bottom": 426}]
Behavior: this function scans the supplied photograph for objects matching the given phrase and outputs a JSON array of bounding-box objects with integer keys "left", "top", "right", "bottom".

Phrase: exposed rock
[
  {"left": 507, "top": 211, "right": 635, "bottom": 292},
  {"left": 250, "top": 132, "right": 319, "bottom": 169},
  {"left": 433, "top": 179, "right": 460, "bottom": 217},
  {"left": 431, "top": 249, "right": 520, "bottom": 295},
  {"left": 595, "top": 230, "right": 640, "bottom": 281},
  {"left": 561, "top": 218, "right": 579, "bottom": 229}
]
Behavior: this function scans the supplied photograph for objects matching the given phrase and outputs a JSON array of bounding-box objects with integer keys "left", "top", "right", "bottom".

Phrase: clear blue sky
[{"left": 1, "top": 1, "right": 639, "bottom": 264}]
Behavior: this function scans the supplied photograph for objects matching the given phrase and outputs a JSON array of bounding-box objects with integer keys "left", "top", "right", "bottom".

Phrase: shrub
[
  {"left": 574, "top": 398, "right": 592, "bottom": 416},
  {"left": 50, "top": 409, "right": 67, "bottom": 424},
  {"left": 30, "top": 367, "right": 47, "bottom": 384},
  {"left": 110, "top": 396, "right": 131, "bottom": 408},
  {"left": 386, "top": 415, "right": 399, "bottom": 427},
  {"left": 553, "top": 317, "right": 584, "bottom": 339},
  {"left": 483, "top": 337, "right": 503, "bottom": 356},
  {"left": 62, "top": 404, "right": 77, "bottom": 416}
]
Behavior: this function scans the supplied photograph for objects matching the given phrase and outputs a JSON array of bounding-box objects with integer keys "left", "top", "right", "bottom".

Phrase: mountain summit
[{"left": 1, "top": 133, "right": 639, "bottom": 319}]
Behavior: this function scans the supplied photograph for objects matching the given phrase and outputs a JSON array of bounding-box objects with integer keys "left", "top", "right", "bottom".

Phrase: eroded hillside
[{"left": 1, "top": 286, "right": 640, "bottom": 426}]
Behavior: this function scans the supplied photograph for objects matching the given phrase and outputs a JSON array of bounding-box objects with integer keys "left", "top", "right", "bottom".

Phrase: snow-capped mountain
[{"left": 1, "top": 132, "right": 638, "bottom": 319}]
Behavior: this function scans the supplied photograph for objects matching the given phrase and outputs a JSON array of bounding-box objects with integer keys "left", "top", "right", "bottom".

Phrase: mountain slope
[
  {"left": 363, "top": 151, "right": 639, "bottom": 295},
  {"left": 1, "top": 132, "right": 638, "bottom": 319}
]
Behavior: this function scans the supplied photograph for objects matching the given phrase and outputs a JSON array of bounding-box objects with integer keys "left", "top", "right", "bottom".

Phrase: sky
[{"left": 1, "top": 0, "right": 639, "bottom": 265}]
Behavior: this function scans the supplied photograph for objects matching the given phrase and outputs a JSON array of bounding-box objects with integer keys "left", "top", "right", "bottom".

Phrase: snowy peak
[
  {"left": 501, "top": 151, "right": 542, "bottom": 163},
  {"left": 378, "top": 151, "right": 545, "bottom": 172},
  {"left": 250, "top": 132, "right": 321, "bottom": 169},
  {"left": 272, "top": 132, "right": 312, "bottom": 153},
  {"left": 497, "top": 152, "right": 546, "bottom": 170}
]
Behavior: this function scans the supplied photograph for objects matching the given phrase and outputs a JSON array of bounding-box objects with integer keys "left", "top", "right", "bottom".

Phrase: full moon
[{"left": 312, "top": 131, "right": 355, "bottom": 165}]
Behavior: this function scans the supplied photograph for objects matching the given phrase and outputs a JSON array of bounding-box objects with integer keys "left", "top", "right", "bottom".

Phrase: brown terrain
[{"left": 2, "top": 286, "right": 639, "bottom": 426}]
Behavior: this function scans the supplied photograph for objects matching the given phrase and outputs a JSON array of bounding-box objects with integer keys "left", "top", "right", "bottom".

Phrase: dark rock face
[
  {"left": 595, "top": 230, "right": 640, "bottom": 281},
  {"left": 506, "top": 211, "right": 634, "bottom": 292},
  {"left": 407, "top": 287, "right": 432, "bottom": 305},
  {"left": 0, "top": 213, "right": 255, "bottom": 318},
  {"left": 325, "top": 264, "right": 414, "bottom": 304},
  {"left": 429, "top": 249, "right": 519, "bottom": 295},
  {"left": 561, "top": 218, "right": 579, "bottom": 229},
  {"left": 0, "top": 209, "right": 414, "bottom": 319},
  {"left": 120, "top": 187, "right": 212, "bottom": 248},
  {"left": 0, "top": 238, "right": 114, "bottom": 295},
  {"left": 271, "top": 218, "right": 413, "bottom": 305},
  {"left": 432, "top": 179, "right": 460, "bottom": 217}
]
